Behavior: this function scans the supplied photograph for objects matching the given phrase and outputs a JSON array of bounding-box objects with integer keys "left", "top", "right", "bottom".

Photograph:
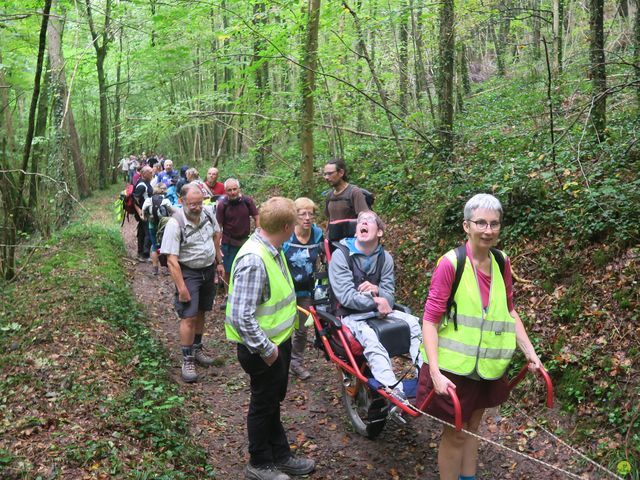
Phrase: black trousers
[
  {"left": 136, "top": 218, "right": 150, "bottom": 256},
  {"left": 237, "top": 338, "right": 292, "bottom": 467}
]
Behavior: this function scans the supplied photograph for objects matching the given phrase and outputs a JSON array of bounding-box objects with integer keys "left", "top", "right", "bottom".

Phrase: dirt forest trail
[{"left": 118, "top": 207, "right": 586, "bottom": 480}]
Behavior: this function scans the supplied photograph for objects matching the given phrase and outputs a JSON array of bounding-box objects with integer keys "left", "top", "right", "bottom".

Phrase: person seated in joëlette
[{"left": 328, "top": 211, "right": 422, "bottom": 399}]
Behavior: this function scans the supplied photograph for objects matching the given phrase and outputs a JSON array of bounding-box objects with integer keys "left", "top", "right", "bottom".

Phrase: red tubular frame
[
  {"left": 305, "top": 305, "right": 463, "bottom": 429},
  {"left": 305, "top": 304, "right": 554, "bottom": 433},
  {"left": 508, "top": 364, "right": 554, "bottom": 408}
]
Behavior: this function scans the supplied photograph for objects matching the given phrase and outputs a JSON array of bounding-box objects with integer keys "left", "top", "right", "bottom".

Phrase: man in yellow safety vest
[{"left": 225, "top": 196, "right": 316, "bottom": 480}]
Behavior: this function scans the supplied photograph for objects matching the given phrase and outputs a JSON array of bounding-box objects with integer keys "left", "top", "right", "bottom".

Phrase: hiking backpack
[
  {"left": 157, "top": 209, "right": 216, "bottom": 267},
  {"left": 445, "top": 245, "right": 506, "bottom": 331},
  {"left": 120, "top": 184, "right": 137, "bottom": 226}
]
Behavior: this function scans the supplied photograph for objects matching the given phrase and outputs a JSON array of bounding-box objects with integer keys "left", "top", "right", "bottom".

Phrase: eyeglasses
[
  {"left": 358, "top": 216, "right": 377, "bottom": 224},
  {"left": 322, "top": 170, "right": 338, "bottom": 177},
  {"left": 186, "top": 202, "right": 203, "bottom": 208},
  {"left": 297, "top": 211, "right": 315, "bottom": 218},
  {"left": 468, "top": 219, "right": 501, "bottom": 231}
]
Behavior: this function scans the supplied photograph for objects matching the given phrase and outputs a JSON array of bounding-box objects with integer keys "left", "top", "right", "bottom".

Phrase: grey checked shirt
[{"left": 227, "top": 231, "right": 292, "bottom": 359}]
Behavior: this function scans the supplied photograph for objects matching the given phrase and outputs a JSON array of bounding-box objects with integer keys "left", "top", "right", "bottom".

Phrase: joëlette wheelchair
[{"left": 301, "top": 219, "right": 553, "bottom": 439}]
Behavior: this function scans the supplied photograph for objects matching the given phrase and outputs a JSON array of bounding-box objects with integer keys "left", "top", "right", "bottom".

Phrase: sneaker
[
  {"left": 181, "top": 356, "right": 198, "bottom": 383},
  {"left": 389, "top": 388, "right": 408, "bottom": 425},
  {"left": 219, "top": 298, "right": 227, "bottom": 311},
  {"left": 290, "top": 364, "right": 311, "bottom": 381},
  {"left": 275, "top": 455, "right": 315, "bottom": 476},
  {"left": 246, "top": 464, "right": 290, "bottom": 480},
  {"left": 193, "top": 343, "right": 215, "bottom": 367},
  {"left": 137, "top": 254, "right": 147, "bottom": 262}
]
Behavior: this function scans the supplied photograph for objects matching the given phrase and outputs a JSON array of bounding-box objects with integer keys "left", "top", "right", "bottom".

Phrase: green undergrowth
[{"left": 0, "top": 200, "right": 213, "bottom": 478}]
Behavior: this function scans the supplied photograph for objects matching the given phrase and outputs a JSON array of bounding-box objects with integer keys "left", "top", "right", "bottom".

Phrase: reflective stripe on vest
[
  {"left": 225, "top": 238, "right": 297, "bottom": 346},
  {"left": 423, "top": 248, "right": 516, "bottom": 380}
]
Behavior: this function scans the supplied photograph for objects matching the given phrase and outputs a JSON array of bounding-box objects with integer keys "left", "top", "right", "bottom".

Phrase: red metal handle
[
  {"left": 416, "top": 385, "right": 462, "bottom": 431},
  {"left": 509, "top": 364, "right": 554, "bottom": 408},
  {"left": 448, "top": 386, "right": 463, "bottom": 431}
]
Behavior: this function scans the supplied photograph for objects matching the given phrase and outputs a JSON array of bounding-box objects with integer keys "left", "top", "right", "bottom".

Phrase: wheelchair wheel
[{"left": 341, "top": 372, "right": 388, "bottom": 438}]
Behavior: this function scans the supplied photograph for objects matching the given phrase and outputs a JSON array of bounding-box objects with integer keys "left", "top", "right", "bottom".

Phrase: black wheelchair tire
[{"left": 341, "top": 372, "right": 388, "bottom": 439}]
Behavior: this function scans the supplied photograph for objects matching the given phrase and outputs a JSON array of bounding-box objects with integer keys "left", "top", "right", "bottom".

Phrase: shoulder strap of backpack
[
  {"left": 446, "top": 244, "right": 467, "bottom": 331},
  {"left": 490, "top": 247, "right": 506, "bottom": 279}
]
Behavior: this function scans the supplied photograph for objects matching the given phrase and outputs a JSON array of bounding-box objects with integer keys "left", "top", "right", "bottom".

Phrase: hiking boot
[
  {"left": 181, "top": 356, "right": 198, "bottom": 383},
  {"left": 290, "top": 363, "right": 311, "bottom": 381},
  {"left": 275, "top": 455, "right": 315, "bottom": 476},
  {"left": 245, "top": 464, "right": 290, "bottom": 480},
  {"left": 137, "top": 254, "right": 148, "bottom": 262},
  {"left": 219, "top": 297, "right": 227, "bottom": 311},
  {"left": 193, "top": 343, "right": 215, "bottom": 367}
]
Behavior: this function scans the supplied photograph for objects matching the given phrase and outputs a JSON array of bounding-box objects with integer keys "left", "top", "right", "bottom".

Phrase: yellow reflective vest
[
  {"left": 225, "top": 238, "right": 297, "bottom": 346},
  {"left": 425, "top": 248, "right": 516, "bottom": 380}
]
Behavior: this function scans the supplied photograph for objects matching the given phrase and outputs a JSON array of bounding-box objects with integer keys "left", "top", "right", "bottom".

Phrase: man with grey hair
[
  {"left": 216, "top": 178, "right": 260, "bottom": 307},
  {"left": 160, "top": 184, "right": 224, "bottom": 383},
  {"left": 328, "top": 211, "right": 422, "bottom": 399}
]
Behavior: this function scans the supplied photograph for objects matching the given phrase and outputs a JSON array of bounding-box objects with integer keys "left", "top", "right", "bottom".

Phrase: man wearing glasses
[
  {"left": 323, "top": 158, "right": 370, "bottom": 222},
  {"left": 161, "top": 184, "right": 224, "bottom": 383}
]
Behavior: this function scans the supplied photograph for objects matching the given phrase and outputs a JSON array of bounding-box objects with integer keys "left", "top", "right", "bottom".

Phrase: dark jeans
[
  {"left": 237, "top": 339, "right": 292, "bottom": 467},
  {"left": 136, "top": 218, "right": 150, "bottom": 256}
]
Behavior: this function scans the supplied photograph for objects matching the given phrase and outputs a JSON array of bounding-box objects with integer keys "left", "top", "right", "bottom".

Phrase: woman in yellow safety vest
[{"left": 417, "top": 193, "right": 543, "bottom": 480}]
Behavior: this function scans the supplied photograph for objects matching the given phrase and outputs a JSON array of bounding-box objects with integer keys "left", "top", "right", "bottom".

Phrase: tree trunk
[
  {"left": 29, "top": 57, "right": 52, "bottom": 209},
  {"left": 635, "top": 0, "right": 640, "bottom": 107},
  {"left": 532, "top": 0, "right": 541, "bottom": 60},
  {"left": 553, "top": 0, "right": 564, "bottom": 73},
  {"left": 620, "top": 0, "right": 629, "bottom": 18},
  {"left": 84, "top": 0, "right": 112, "bottom": 189},
  {"left": 17, "top": 0, "right": 52, "bottom": 230},
  {"left": 300, "top": 0, "right": 321, "bottom": 197},
  {"left": 437, "top": 0, "right": 455, "bottom": 153},
  {"left": 398, "top": 0, "right": 409, "bottom": 114},
  {"left": 0, "top": 51, "right": 15, "bottom": 154},
  {"left": 48, "top": 1, "right": 90, "bottom": 199},
  {"left": 111, "top": 26, "right": 124, "bottom": 184},
  {"left": 589, "top": 0, "right": 607, "bottom": 139}
]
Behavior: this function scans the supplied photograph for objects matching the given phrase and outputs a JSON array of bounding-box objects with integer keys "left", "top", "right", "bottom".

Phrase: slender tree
[
  {"left": 438, "top": 0, "right": 455, "bottom": 153},
  {"left": 84, "top": 0, "right": 112, "bottom": 189},
  {"left": 553, "top": 0, "right": 564, "bottom": 73},
  {"left": 17, "top": 0, "right": 52, "bottom": 227},
  {"left": 635, "top": 0, "right": 640, "bottom": 107},
  {"left": 300, "top": 0, "right": 321, "bottom": 197},
  {"left": 589, "top": 0, "right": 607, "bottom": 138}
]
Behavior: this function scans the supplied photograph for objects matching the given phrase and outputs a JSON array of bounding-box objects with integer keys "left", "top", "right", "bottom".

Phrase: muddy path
[{"left": 120, "top": 218, "right": 588, "bottom": 480}]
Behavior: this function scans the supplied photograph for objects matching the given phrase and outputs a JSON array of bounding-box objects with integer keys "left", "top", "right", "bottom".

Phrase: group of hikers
[{"left": 122, "top": 155, "right": 544, "bottom": 480}]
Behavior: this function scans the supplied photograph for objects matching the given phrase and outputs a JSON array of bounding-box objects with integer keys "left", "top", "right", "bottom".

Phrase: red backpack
[{"left": 121, "top": 184, "right": 137, "bottom": 225}]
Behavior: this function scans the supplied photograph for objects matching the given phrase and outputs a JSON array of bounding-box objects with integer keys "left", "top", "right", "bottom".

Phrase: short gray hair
[
  {"left": 224, "top": 178, "right": 240, "bottom": 189},
  {"left": 463, "top": 194, "right": 503, "bottom": 220}
]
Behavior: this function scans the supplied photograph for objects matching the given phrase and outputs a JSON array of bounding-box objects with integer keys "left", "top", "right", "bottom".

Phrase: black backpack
[
  {"left": 150, "top": 194, "right": 170, "bottom": 226},
  {"left": 446, "top": 245, "right": 506, "bottom": 331}
]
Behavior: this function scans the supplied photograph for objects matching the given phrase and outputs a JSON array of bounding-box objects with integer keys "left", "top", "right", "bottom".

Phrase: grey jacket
[{"left": 328, "top": 239, "right": 395, "bottom": 318}]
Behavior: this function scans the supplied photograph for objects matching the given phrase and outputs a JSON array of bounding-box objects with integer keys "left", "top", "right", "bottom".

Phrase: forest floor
[{"left": 118, "top": 200, "right": 602, "bottom": 480}]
